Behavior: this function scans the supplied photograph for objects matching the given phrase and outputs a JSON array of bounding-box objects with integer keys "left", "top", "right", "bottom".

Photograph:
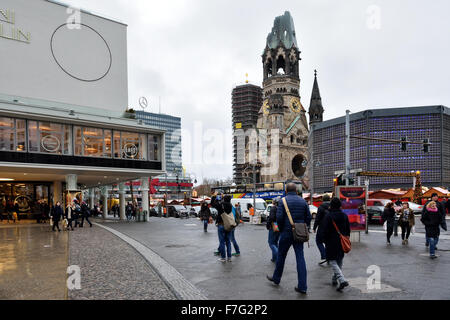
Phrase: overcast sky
[{"left": 63, "top": 0, "right": 450, "bottom": 183}]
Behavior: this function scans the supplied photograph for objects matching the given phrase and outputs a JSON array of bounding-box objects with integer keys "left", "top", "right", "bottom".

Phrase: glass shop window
[{"left": 0, "top": 117, "right": 15, "bottom": 152}]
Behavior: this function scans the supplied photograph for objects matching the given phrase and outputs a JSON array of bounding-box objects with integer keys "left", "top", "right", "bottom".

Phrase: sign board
[
  {"left": 0, "top": 0, "right": 128, "bottom": 112},
  {"left": 336, "top": 186, "right": 368, "bottom": 231}
]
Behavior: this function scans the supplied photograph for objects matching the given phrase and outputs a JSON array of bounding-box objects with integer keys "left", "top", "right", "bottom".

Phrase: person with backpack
[
  {"left": 266, "top": 183, "right": 312, "bottom": 294},
  {"left": 212, "top": 195, "right": 234, "bottom": 262},
  {"left": 317, "top": 198, "right": 351, "bottom": 292},
  {"left": 72, "top": 200, "right": 82, "bottom": 228},
  {"left": 266, "top": 197, "right": 281, "bottom": 263},
  {"left": 398, "top": 202, "right": 415, "bottom": 245},
  {"left": 230, "top": 203, "right": 241, "bottom": 257},
  {"left": 313, "top": 194, "right": 331, "bottom": 264}
]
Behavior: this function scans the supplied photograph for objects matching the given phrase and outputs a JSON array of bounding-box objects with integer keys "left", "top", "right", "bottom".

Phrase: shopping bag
[
  {"left": 208, "top": 216, "right": 213, "bottom": 224},
  {"left": 49, "top": 218, "right": 53, "bottom": 226},
  {"left": 383, "top": 221, "right": 387, "bottom": 231}
]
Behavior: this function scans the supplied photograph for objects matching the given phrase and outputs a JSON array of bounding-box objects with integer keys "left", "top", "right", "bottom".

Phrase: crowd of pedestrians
[
  {"left": 49, "top": 199, "right": 94, "bottom": 232},
  {"left": 196, "top": 184, "right": 449, "bottom": 295}
]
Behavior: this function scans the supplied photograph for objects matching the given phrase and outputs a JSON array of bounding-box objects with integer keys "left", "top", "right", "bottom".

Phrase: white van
[{"left": 230, "top": 198, "right": 267, "bottom": 221}]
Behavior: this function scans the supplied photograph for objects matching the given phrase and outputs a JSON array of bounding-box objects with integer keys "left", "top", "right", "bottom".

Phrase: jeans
[
  {"left": 272, "top": 232, "right": 307, "bottom": 292},
  {"left": 400, "top": 221, "right": 411, "bottom": 240},
  {"left": 268, "top": 229, "right": 280, "bottom": 262},
  {"left": 329, "top": 258, "right": 346, "bottom": 284},
  {"left": 386, "top": 224, "right": 394, "bottom": 242},
  {"left": 427, "top": 237, "right": 438, "bottom": 256},
  {"left": 316, "top": 236, "right": 326, "bottom": 260},
  {"left": 426, "top": 236, "right": 439, "bottom": 247},
  {"left": 230, "top": 229, "right": 240, "bottom": 254},
  {"left": 218, "top": 225, "right": 231, "bottom": 259},
  {"left": 203, "top": 219, "right": 208, "bottom": 231}
]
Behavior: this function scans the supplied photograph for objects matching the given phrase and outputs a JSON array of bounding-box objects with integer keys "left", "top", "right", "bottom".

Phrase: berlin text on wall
[{"left": 0, "top": 9, "right": 31, "bottom": 43}]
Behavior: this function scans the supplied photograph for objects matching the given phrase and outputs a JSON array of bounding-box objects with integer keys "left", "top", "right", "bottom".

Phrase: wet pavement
[
  {"left": 97, "top": 217, "right": 450, "bottom": 300},
  {"left": 0, "top": 224, "right": 68, "bottom": 300}
]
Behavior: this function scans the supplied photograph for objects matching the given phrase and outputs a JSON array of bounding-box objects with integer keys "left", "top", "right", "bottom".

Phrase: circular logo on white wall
[
  {"left": 50, "top": 23, "right": 112, "bottom": 82},
  {"left": 41, "top": 135, "right": 61, "bottom": 153},
  {"left": 123, "top": 143, "right": 138, "bottom": 159}
]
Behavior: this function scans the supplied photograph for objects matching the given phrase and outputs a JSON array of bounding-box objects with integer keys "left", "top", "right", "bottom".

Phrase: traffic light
[
  {"left": 401, "top": 137, "right": 408, "bottom": 152},
  {"left": 423, "top": 139, "right": 430, "bottom": 153},
  {"left": 336, "top": 174, "right": 345, "bottom": 186}
]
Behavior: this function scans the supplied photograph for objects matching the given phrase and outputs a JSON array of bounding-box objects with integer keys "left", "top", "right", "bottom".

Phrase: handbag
[
  {"left": 332, "top": 220, "right": 351, "bottom": 253},
  {"left": 221, "top": 212, "right": 237, "bottom": 232},
  {"left": 282, "top": 198, "right": 309, "bottom": 243},
  {"left": 208, "top": 216, "right": 213, "bottom": 224}
]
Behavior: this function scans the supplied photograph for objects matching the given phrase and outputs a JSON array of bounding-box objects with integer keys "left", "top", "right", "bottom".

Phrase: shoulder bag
[
  {"left": 282, "top": 198, "right": 309, "bottom": 243},
  {"left": 332, "top": 220, "right": 351, "bottom": 253}
]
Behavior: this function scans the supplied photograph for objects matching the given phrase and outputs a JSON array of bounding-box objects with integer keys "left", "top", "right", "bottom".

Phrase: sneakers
[
  {"left": 232, "top": 253, "right": 240, "bottom": 257},
  {"left": 319, "top": 259, "right": 327, "bottom": 265},
  {"left": 402, "top": 240, "right": 406, "bottom": 245},
  {"left": 430, "top": 255, "right": 437, "bottom": 260},
  {"left": 405, "top": 239, "right": 409, "bottom": 245},
  {"left": 227, "top": 258, "right": 232, "bottom": 262},
  {"left": 218, "top": 258, "right": 226, "bottom": 263},
  {"left": 337, "top": 281, "right": 349, "bottom": 292},
  {"left": 266, "top": 275, "right": 279, "bottom": 286},
  {"left": 294, "top": 287, "right": 307, "bottom": 294}
]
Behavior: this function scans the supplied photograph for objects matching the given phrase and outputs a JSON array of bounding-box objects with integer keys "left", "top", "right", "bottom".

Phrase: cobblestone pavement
[
  {"left": 0, "top": 225, "right": 68, "bottom": 300},
  {"left": 68, "top": 225, "right": 176, "bottom": 300},
  {"left": 97, "top": 217, "right": 450, "bottom": 300}
]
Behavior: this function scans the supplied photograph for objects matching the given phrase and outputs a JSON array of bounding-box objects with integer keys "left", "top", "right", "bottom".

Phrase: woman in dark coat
[
  {"left": 382, "top": 202, "right": 396, "bottom": 244},
  {"left": 51, "top": 201, "right": 63, "bottom": 232},
  {"left": 421, "top": 201, "right": 442, "bottom": 259},
  {"left": 318, "top": 198, "right": 350, "bottom": 292},
  {"left": 199, "top": 202, "right": 211, "bottom": 232}
]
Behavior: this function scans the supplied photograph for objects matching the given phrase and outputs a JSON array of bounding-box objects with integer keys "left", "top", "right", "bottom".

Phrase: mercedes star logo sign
[{"left": 139, "top": 97, "right": 148, "bottom": 110}]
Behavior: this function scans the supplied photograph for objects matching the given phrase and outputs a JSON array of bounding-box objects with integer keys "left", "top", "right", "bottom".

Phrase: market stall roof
[
  {"left": 369, "top": 189, "right": 407, "bottom": 199},
  {"left": 422, "top": 187, "right": 449, "bottom": 198}
]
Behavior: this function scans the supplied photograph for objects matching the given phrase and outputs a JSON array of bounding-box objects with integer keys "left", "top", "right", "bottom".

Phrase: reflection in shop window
[
  {"left": 148, "top": 135, "right": 161, "bottom": 161},
  {"left": 0, "top": 117, "right": 15, "bottom": 151}
]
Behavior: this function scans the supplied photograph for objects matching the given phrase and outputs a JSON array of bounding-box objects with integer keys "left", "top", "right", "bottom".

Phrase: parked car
[
  {"left": 408, "top": 202, "right": 424, "bottom": 215},
  {"left": 167, "top": 205, "right": 188, "bottom": 218},
  {"left": 189, "top": 206, "right": 200, "bottom": 217},
  {"left": 230, "top": 198, "right": 267, "bottom": 221}
]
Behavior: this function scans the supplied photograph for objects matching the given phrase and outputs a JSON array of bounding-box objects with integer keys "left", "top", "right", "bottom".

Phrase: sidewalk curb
[{"left": 93, "top": 222, "right": 207, "bottom": 300}]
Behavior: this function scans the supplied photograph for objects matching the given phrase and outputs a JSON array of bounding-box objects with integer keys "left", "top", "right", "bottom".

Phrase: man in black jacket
[
  {"left": 79, "top": 201, "right": 92, "bottom": 227},
  {"left": 313, "top": 194, "right": 330, "bottom": 264}
]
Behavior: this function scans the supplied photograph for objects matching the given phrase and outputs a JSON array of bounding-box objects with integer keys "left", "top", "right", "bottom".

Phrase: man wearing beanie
[{"left": 317, "top": 197, "right": 351, "bottom": 292}]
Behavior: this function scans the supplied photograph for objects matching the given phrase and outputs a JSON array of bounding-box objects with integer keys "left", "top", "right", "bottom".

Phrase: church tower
[
  {"left": 256, "top": 11, "right": 309, "bottom": 186},
  {"left": 308, "top": 70, "right": 324, "bottom": 125}
]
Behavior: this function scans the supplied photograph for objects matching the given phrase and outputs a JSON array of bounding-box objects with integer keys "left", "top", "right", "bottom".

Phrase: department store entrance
[{"left": 0, "top": 182, "right": 52, "bottom": 220}]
